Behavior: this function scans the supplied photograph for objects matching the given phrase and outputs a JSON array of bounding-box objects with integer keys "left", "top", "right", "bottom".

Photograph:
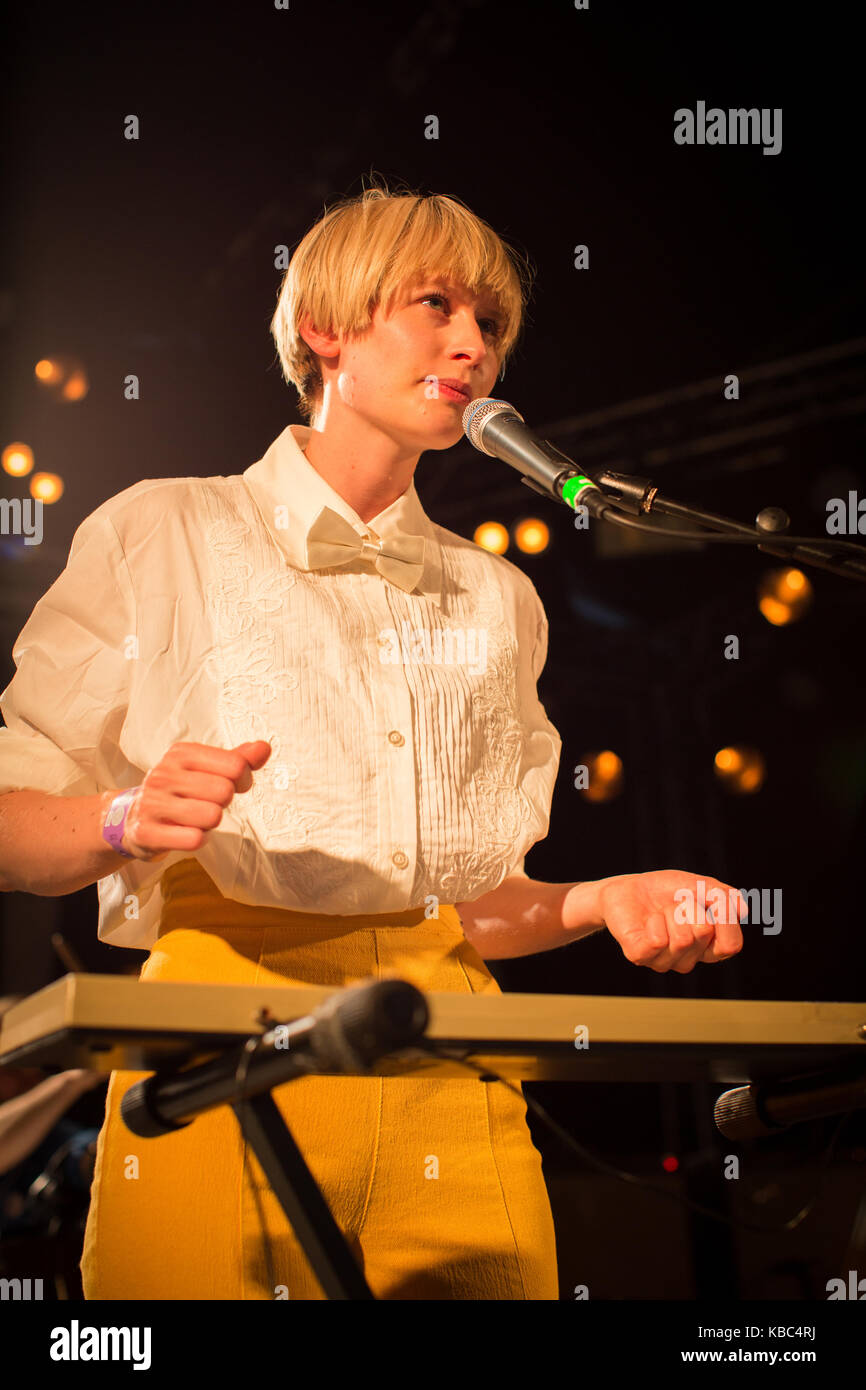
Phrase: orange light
[
  {"left": 474, "top": 521, "right": 509, "bottom": 554},
  {"left": 32, "top": 354, "right": 89, "bottom": 402},
  {"left": 739, "top": 766, "right": 763, "bottom": 791},
  {"left": 713, "top": 745, "right": 766, "bottom": 795},
  {"left": 2, "top": 442, "right": 34, "bottom": 477},
  {"left": 759, "top": 596, "right": 794, "bottom": 626},
  {"left": 714, "top": 747, "right": 742, "bottom": 773},
  {"left": 34, "top": 358, "right": 63, "bottom": 384},
  {"left": 758, "top": 567, "right": 812, "bottom": 626},
  {"left": 29, "top": 472, "right": 64, "bottom": 503},
  {"left": 514, "top": 518, "right": 550, "bottom": 554},
  {"left": 579, "top": 749, "right": 624, "bottom": 803},
  {"left": 62, "top": 370, "right": 88, "bottom": 402}
]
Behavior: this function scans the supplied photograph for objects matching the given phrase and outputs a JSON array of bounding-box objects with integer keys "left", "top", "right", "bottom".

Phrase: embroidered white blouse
[{"left": 0, "top": 424, "right": 562, "bottom": 949}]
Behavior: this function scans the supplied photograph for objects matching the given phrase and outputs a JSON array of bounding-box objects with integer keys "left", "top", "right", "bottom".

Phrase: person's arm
[
  {"left": 0, "top": 1069, "right": 103, "bottom": 1177},
  {"left": 457, "top": 875, "right": 604, "bottom": 960},
  {"left": 0, "top": 789, "right": 130, "bottom": 897},
  {"left": 0, "top": 505, "right": 140, "bottom": 891},
  {"left": 457, "top": 870, "right": 746, "bottom": 971},
  {"left": 0, "top": 742, "right": 271, "bottom": 898}
]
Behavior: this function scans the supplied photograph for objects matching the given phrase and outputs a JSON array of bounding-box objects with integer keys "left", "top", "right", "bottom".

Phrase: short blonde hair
[{"left": 269, "top": 178, "right": 535, "bottom": 425}]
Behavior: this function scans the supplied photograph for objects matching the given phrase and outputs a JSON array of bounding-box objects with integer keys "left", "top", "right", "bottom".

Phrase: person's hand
[
  {"left": 118, "top": 740, "right": 272, "bottom": 862},
  {"left": 588, "top": 870, "right": 747, "bottom": 973}
]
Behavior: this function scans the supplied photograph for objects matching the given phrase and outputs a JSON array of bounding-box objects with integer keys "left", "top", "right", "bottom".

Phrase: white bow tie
[{"left": 304, "top": 505, "right": 426, "bottom": 593}]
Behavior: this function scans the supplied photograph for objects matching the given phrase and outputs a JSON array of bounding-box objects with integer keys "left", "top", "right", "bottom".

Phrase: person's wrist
[
  {"left": 101, "top": 786, "right": 140, "bottom": 858},
  {"left": 561, "top": 878, "right": 608, "bottom": 935}
]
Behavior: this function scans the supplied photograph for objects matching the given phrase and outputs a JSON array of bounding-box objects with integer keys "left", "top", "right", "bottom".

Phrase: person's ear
[{"left": 298, "top": 313, "right": 341, "bottom": 363}]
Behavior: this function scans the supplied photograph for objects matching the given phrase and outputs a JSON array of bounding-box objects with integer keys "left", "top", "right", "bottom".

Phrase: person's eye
[{"left": 421, "top": 293, "right": 502, "bottom": 339}]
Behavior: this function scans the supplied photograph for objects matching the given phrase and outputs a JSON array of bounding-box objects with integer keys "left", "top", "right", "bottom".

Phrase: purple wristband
[{"left": 102, "top": 786, "right": 142, "bottom": 858}]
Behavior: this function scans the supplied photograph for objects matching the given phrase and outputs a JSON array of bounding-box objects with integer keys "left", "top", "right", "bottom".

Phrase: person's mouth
[{"left": 434, "top": 378, "right": 472, "bottom": 404}]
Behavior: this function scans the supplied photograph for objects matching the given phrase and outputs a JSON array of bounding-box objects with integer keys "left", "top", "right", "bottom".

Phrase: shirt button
[
  {"left": 387, "top": 730, "right": 405, "bottom": 746},
  {"left": 392, "top": 850, "right": 409, "bottom": 869}
]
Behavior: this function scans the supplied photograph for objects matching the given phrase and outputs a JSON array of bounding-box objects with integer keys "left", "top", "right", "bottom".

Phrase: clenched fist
[
  {"left": 113, "top": 740, "right": 272, "bottom": 862},
  {"left": 579, "top": 870, "right": 747, "bottom": 973}
]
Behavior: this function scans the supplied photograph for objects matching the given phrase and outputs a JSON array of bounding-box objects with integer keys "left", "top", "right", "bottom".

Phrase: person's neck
[{"left": 301, "top": 413, "right": 418, "bottom": 524}]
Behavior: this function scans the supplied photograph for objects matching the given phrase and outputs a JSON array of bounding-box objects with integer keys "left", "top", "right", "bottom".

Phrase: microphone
[
  {"left": 461, "top": 397, "right": 610, "bottom": 518},
  {"left": 714, "top": 1062, "right": 866, "bottom": 1140},
  {"left": 121, "top": 979, "right": 429, "bottom": 1138}
]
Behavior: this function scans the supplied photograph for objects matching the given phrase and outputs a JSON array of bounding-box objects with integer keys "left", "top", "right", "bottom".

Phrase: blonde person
[{"left": 0, "top": 182, "right": 744, "bottom": 1300}]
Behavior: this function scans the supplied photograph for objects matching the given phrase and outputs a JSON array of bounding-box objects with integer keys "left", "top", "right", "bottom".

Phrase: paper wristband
[{"left": 102, "top": 786, "right": 143, "bottom": 858}]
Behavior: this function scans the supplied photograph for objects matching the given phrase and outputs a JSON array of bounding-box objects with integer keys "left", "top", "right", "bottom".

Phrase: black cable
[
  {"left": 228, "top": 1035, "right": 852, "bottom": 1293},
  {"left": 598, "top": 504, "right": 866, "bottom": 557},
  {"left": 422, "top": 1046, "right": 855, "bottom": 1236}
]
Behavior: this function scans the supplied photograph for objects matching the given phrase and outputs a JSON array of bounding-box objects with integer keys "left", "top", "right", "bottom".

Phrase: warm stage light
[
  {"left": 514, "top": 518, "right": 550, "bottom": 554},
  {"left": 579, "top": 749, "right": 624, "bottom": 802},
  {"left": 758, "top": 567, "right": 812, "bottom": 626},
  {"left": 29, "top": 472, "right": 64, "bottom": 503},
  {"left": 33, "top": 354, "right": 89, "bottom": 402},
  {"left": 2, "top": 442, "right": 34, "bottom": 477},
  {"left": 62, "top": 371, "right": 88, "bottom": 402},
  {"left": 713, "top": 745, "right": 766, "bottom": 794},
  {"left": 35, "top": 358, "right": 63, "bottom": 384},
  {"left": 473, "top": 521, "right": 509, "bottom": 554}
]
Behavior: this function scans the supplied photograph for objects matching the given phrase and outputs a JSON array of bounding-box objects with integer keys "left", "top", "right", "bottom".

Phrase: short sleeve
[{"left": 0, "top": 507, "right": 138, "bottom": 797}]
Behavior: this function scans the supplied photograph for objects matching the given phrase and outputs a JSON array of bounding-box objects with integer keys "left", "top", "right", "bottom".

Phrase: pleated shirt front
[{"left": 0, "top": 423, "right": 562, "bottom": 949}]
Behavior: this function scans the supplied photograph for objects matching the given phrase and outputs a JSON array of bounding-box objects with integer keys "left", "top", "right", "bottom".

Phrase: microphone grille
[
  {"left": 714, "top": 1085, "right": 766, "bottom": 1140},
  {"left": 462, "top": 396, "right": 524, "bottom": 455}
]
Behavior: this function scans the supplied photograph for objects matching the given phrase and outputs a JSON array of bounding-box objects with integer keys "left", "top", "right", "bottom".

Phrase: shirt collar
[{"left": 242, "top": 423, "right": 443, "bottom": 605}]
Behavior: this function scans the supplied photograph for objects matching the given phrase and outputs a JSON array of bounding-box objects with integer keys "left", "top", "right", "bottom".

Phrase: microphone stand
[
  {"left": 119, "top": 978, "right": 430, "bottom": 1300},
  {"left": 518, "top": 468, "right": 866, "bottom": 583},
  {"left": 462, "top": 401, "right": 866, "bottom": 583}
]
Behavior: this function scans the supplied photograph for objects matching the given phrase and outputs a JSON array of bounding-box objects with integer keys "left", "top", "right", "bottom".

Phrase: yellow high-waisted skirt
[{"left": 80, "top": 859, "right": 559, "bottom": 1300}]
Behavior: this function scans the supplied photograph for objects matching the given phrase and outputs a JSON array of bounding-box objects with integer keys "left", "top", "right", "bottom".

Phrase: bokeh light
[
  {"left": 713, "top": 745, "right": 766, "bottom": 794},
  {"left": 2, "top": 442, "right": 34, "bottom": 477},
  {"left": 758, "top": 567, "right": 812, "bottom": 626},
  {"left": 29, "top": 472, "right": 64, "bottom": 504},
  {"left": 473, "top": 521, "right": 509, "bottom": 554},
  {"left": 514, "top": 517, "right": 550, "bottom": 554},
  {"left": 578, "top": 749, "right": 624, "bottom": 802},
  {"left": 33, "top": 354, "right": 90, "bottom": 403},
  {"left": 35, "top": 358, "right": 63, "bottom": 384}
]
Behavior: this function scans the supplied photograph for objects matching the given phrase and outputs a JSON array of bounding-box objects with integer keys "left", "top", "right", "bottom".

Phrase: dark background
[{"left": 1, "top": 0, "right": 864, "bottom": 1300}]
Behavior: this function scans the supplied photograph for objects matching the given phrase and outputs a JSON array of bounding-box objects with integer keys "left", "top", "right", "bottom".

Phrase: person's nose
[{"left": 447, "top": 308, "right": 493, "bottom": 368}]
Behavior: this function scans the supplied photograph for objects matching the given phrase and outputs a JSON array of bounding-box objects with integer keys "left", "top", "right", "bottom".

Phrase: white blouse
[{"left": 0, "top": 423, "right": 562, "bottom": 949}]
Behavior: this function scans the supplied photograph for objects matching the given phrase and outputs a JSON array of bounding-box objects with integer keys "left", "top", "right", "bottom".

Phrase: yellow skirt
[{"left": 80, "top": 859, "right": 559, "bottom": 1300}]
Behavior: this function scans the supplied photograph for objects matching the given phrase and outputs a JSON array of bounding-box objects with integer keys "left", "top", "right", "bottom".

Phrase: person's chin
[{"left": 419, "top": 417, "right": 465, "bottom": 450}]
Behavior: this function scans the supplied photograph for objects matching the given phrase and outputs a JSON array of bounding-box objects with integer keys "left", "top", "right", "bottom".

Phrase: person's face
[{"left": 323, "top": 277, "right": 505, "bottom": 452}]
